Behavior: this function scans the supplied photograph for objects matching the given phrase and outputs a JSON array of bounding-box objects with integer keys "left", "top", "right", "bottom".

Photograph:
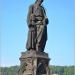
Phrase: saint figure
[{"left": 26, "top": 0, "right": 49, "bottom": 52}]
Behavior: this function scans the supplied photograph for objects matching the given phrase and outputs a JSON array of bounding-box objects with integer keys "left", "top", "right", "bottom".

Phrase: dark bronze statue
[{"left": 26, "top": 0, "right": 49, "bottom": 52}]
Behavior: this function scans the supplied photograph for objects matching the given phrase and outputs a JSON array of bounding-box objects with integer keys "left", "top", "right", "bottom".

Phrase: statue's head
[
  {"left": 37, "top": 0, "right": 44, "bottom": 2},
  {"left": 35, "top": 0, "right": 44, "bottom": 5}
]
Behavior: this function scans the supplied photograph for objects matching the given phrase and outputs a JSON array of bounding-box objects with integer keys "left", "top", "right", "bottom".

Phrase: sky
[{"left": 0, "top": 0, "right": 75, "bottom": 67}]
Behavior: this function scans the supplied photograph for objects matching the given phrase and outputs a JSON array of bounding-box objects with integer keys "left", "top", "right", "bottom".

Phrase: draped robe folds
[{"left": 26, "top": 4, "right": 48, "bottom": 52}]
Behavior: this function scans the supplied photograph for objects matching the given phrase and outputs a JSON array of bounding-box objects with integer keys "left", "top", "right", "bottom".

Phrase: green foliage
[
  {"left": 63, "top": 66, "right": 74, "bottom": 75},
  {"left": 50, "top": 66, "right": 64, "bottom": 75},
  {"left": 50, "top": 65, "right": 75, "bottom": 75},
  {"left": 0, "top": 65, "right": 75, "bottom": 75},
  {"left": 0, "top": 66, "right": 19, "bottom": 75}
]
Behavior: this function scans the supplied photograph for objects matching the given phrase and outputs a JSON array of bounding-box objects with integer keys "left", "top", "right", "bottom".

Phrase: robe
[{"left": 26, "top": 4, "right": 48, "bottom": 51}]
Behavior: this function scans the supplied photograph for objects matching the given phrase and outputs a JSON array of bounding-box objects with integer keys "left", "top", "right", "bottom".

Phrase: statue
[
  {"left": 19, "top": 1, "right": 50, "bottom": 75},
  {"left": 26, "top": 0, "right": 49, "bottom": 52}
]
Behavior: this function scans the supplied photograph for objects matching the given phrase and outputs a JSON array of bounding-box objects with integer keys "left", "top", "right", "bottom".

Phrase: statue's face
[
  {"left": 36, "top": 0, "right": 44, "bottom": 5},
  {"left": 37, "top": 0, "right": 43, "bottom": 2}
]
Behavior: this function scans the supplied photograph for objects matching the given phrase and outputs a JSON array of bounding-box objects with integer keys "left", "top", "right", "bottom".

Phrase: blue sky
[{"left": 1, "top": 0, "right": 74, "bottom": 67}]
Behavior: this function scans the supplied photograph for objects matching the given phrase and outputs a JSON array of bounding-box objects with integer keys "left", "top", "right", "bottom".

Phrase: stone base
[{"left": 19, "top": 50, "right": 50, "bottom": 75}]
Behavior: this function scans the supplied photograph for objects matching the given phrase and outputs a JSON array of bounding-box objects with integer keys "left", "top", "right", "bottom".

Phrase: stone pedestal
[{"left": 19, "top": 50, "right": 50, "bottom": 75}]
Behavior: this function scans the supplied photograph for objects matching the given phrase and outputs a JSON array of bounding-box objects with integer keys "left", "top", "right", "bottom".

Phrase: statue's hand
[
  {"left": 30, "top": 14, "right": 35, "bottom": 21},
  {"left": 31, "top": 21, "right": 35, "bottom": 25},
  {"left": 28, "top": 21, "right": 35, "bottom": 27}
]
